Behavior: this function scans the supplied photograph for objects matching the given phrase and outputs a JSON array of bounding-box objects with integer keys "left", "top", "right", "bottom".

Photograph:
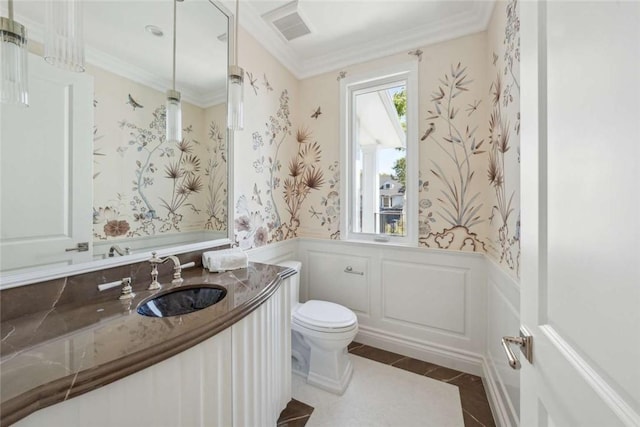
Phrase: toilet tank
[{"left": 278, "top": 260, "right": 301, "bottom": 313}]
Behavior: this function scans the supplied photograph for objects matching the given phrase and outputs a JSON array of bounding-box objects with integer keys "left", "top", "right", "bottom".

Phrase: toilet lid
[{"left": 293, "top": 300, "right": 357, "bottom": 330}]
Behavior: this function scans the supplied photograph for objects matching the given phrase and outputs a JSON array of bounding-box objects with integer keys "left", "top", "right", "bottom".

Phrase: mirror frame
[{"left": 0, "top": 0, "right": 236, "bottom": 289}]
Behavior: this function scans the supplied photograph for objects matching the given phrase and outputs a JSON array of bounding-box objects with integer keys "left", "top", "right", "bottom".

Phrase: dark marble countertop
[{"left": 0, "top": 262, "right": 293, "bottom": 426}]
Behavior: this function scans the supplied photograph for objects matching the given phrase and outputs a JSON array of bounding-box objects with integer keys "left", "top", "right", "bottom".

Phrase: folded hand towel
[{"left": 202, "top": 248, "right": 248, "bottom": 272}]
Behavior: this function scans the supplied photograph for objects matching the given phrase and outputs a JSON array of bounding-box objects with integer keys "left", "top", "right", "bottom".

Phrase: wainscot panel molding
[
  {"left": 245, "top": 239, "right": 299, "bottom": 266},
  {"left": 307, "top": 249, "right": 371, "bottom": 315},
  {"left": 297, "top": 238, "right": 487, "bottom": 376},
  {"left": 483, "top": 257, "right": 521, "bottom": 427}
]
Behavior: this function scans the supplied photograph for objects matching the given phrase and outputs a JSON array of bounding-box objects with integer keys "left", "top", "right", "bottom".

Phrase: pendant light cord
[
  {"left": 234, "top": 0, "right": 239, "bottom": 66},
  {"left": 8, "top": 0, "right": 14, "bottom": 20},
  {"left": 172, "top": 0, "right": 177, "bottom": 91}
]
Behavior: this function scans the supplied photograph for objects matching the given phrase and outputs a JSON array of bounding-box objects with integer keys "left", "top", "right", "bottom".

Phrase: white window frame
[{"left": 339, "top": 61, "right": 419, "bottom": 245}]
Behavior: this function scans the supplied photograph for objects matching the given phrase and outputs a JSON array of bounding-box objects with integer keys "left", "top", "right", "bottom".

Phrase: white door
[
  {"left": 517, "top": 1, "right": 640, "bottom": 426},
  {"left": 0, "top": 53, "right": 93, "bottom": 271}
]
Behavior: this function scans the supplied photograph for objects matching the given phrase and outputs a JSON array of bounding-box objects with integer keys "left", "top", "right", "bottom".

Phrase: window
[{"left": 340, "top": 62, "right": 418, "bottom": 244}]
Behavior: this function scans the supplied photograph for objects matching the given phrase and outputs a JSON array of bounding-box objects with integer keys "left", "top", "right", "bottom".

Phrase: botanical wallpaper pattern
[
  {"left": 418, "top": 61, "right": 487, "bottom": 252},
  {"left": 91, "top": 66, "right": 227, "bottom": 245},
  {"left": 235, "top": 86, "right": 325, "bottom": 249},
  {"left": 233, "top": 4, "right": 520, "bottom": 278},
  {"left": 486, "top": 0, "right": 521, "bottom": 276}
]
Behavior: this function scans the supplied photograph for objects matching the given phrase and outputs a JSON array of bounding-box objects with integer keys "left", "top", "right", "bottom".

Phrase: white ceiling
[
  {"left": 233, "top": 0, "right": 495, "bottom": 79},
  {"left": 7, "top": 0, "right": 494, "bottom": 104},
  {"left": 10, "top": 1, "right": 229, "bottom": 107}
]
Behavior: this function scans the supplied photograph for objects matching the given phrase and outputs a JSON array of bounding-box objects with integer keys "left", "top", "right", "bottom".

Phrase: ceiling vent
[{"left": 262, "top": 1, "right": 312, "bottom": 42}]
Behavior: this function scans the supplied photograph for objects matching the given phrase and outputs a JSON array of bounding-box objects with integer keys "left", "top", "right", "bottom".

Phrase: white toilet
[{"left": 280, "top": 260, "right": 358, "bottom": 395}]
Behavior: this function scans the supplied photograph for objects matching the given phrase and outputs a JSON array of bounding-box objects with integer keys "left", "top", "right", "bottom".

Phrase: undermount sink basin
[{"left": 137, "top": 284, "right": 227, "bottom": 318}]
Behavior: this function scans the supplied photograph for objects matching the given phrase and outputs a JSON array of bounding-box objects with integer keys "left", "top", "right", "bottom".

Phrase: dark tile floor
[
  {"left": 277, "top": 342, "right": 496, "bottom": 427},
  {"left": 277, "top": 398, "right": 314, "bottom": 427}
]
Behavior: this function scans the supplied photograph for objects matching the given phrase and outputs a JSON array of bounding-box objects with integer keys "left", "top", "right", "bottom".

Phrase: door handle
[
  {"left": 65, "top": 242, "right": 89, "bottom": 252},
  {"left": 501, "top": 327, "right": 533, "bottom": 370}
]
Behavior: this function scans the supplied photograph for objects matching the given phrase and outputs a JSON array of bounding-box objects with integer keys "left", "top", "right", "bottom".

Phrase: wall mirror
[{"left": 0, "top": 0, "right": 232, "bottom": 283}]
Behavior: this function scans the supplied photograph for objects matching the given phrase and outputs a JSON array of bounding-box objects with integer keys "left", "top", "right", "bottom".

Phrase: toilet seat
[{"left": 293, "top": 300, "right": 357, "bottom": 333}]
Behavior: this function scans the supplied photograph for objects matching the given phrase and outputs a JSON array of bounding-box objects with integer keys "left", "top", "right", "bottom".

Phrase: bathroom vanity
[{"left": 0, "top": 262, "right": 293, "bottom": 427}]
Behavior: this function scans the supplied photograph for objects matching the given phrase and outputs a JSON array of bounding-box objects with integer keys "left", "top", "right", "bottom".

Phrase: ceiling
[
  {"left": 10, "top": 1, "right": 229, "bottom": 107},
  {"left": 232, "top": 0, "right": 495, "bottom": 79},
  {"left": 6, "top": 0, "right": 494, "bottom": 104}
]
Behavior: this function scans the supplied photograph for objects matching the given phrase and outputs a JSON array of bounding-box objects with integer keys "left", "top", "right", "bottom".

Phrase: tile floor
[{"left": 277, "top": 342, "right": 496, "bottom": 427}]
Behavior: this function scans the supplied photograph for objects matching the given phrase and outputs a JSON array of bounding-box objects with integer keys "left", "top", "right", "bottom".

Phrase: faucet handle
[
  {"left": 118, "top": 278, "right": 136, "bottom": 300},
  {"left": 148, "top": 251, "right": 162, "bottom": 290},
  {"left": 169, "top": 255, "right": 184, "bottom": 285},
  {"left": 149, "top": 251, "right": 162, "bottom": 263},
  {"left": 97, "top": 277, "right": 135, "bottom": 300}
]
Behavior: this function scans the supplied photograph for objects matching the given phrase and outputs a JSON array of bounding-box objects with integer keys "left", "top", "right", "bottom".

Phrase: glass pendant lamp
[
  {"left": 44, "top": 0, "right": 85, "bottom": 72},
  {"left": 227, "top": 0, "right": 244, "bottom": 130},
  {"left": 0, "top": 0, "right": 28, "bottom": 106},
  {"left": 166, "top": 0, "right": 182, "bottom": 144}
]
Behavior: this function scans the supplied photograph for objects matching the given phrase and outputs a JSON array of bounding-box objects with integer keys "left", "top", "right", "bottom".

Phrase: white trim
[
  {"left": 244, "top": 239, "right": 299, "bottom": 265},
  {"left": 482, "top": 357, "right": 515, "bottom": 427},
  {"left": 485, "top": 257, "right": 521, "bottom": 427},
  {"left": 238, "top": 1, "right": 495, "bottom": 80},
  {"left": 297, "top": 237, "right": 485, "bottom": 260},
  {"left": 339, "top": 61, "right": 419, "bottom": 246},
  {"left": 239, "top": 1, "right": 303, "bottom": 77},
  {"left": 541, "top": 326, "right": 640, "bottom": 427},
  {"left": 356, "top": 325, "right": 484, "bottom": 376}
]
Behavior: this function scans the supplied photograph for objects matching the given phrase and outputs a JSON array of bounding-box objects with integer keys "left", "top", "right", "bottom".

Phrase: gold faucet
[{"left": 148, "top": 252, "right": 183, "bottom": 290}]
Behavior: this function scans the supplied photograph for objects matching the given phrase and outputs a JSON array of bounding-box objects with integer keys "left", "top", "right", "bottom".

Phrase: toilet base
[
  {"left": 305, "top": 343, "right": 355, "bottom": 395},
  {"left": 307, "top": 354, "right": 354, "bottom": 395},
  {"left": 291, "top": 330, "right": 356, "bottom": 395}
]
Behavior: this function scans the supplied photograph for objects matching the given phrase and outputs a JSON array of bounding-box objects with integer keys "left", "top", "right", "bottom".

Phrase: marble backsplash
[{"left": 0, "top": 244, "right": 230, "bottom": 323}]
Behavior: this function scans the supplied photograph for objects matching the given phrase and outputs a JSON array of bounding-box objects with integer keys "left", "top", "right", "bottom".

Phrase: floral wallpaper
[
  {"left": 417, "top": 57, "right": 488, "bottom": 252},
  {"left": 235, "top": 87, "right": 326, "bottom": 249},
  {"left": 486, "top": 0, "right": 521, "bottom": 277},
  {"left": 91, "top": 65, "right": 227, "bottom": 247},
  {"left": 233, "top": 3, "right": 520, "bottom": 279}
]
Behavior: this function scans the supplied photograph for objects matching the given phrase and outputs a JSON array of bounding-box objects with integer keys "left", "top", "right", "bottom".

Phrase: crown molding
[
  {"left": 239, "top": 1, "right": 495, "bottom": 81},
  {"left": 18, "top": 13, "right": 223, "bottom": 109},
  {"left": 239, "top": 1, "right": 304, "bottom": 77}
]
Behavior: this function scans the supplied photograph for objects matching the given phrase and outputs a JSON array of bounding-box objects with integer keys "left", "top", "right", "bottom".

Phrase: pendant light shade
[
  {"left": 44, "top": 0, "right": 85, "bottom": 72},
  {"left": 0, "top": 0, "right": 29, "bottom": 106},
  {"left": 166, "top": 89, "right": 182, "bottom": 143},
  {"left": 227, "top": 0, "right": 244, "bottom": 130},
  {"left": 227, "top": 64, "right": 244, "bottom": 130},
  {"left": 166, "top": 0, "right": 182, "bottom": 144}
]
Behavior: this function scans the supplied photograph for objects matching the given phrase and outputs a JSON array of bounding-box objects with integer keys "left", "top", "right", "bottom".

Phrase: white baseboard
[
  {"left": 355, "top": 325, "right": 484, "bottom": 376},
  {"left": 482, "top": 357, "right": 515, "bottom": 427}
]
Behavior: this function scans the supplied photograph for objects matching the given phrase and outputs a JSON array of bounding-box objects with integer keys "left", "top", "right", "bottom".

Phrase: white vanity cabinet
[{"left": 13, "top": 280, "right": 291, "bottom": 427}]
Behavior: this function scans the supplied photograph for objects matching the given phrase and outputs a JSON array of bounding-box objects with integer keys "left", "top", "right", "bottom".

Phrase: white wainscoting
[
  {"left": 245, "top": 239, "right": 299, "bottom": 266},
  {"left": 249, "top": 237, "right": 519, "bottom": 425},
  {"left": 482, "top": 257, "right": 521, "bottom": 427},
  {"left": 297, "top": 238, "right": 487, "bottom": 376}
]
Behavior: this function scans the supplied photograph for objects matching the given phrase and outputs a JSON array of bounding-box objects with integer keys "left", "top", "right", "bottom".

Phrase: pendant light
[
  {"left": 227, "top": 0, "right": 244, "bottom": 130},
  {"left": 166, "top": 0, "right": 182, "bottom": 144},
  {"left": 0, "top": 0, "right": 28, "bottom": 106},
  {"left": 44, "top": 0, "right": 85, "bottom": 72}
]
